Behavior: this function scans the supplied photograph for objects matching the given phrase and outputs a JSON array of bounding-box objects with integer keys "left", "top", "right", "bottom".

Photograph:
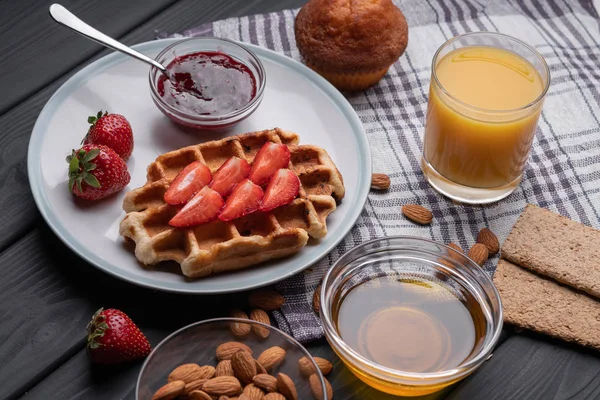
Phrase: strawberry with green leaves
[
  {"left": 86, "top": 308, "right": 151, "bottom": 365},
  {"left": 67, "top": 144, "right": 130, "bottom": 200},
  {"left": 84, "top": 110, "right": 134, "bottom": 160}
]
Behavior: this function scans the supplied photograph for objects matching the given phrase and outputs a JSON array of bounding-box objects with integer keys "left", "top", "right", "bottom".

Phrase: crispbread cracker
[
  {"left": 494, "top": 259, "right": 600, "bottom": 350},
  {"left": 502, "top": 204, "right": 600, "bottom": 298}
]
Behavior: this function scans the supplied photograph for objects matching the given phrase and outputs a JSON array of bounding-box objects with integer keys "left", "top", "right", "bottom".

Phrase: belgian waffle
[{"left": 119, "top": 128, "right": 345, "bottom": 278}]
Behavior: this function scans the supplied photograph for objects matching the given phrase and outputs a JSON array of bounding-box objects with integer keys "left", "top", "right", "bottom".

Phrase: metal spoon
[{"left": 49, "top": 3, "right": 169, "bottom": 77}]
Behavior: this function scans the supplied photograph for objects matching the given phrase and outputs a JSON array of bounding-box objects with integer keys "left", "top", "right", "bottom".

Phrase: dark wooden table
[{"left": 2, "top": 1, "right": 600, "bottom": 399}]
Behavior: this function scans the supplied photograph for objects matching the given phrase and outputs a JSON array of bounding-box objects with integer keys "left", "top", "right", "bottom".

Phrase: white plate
[{"left": 28, "top": 39, "right": 371, "bottom": 294}]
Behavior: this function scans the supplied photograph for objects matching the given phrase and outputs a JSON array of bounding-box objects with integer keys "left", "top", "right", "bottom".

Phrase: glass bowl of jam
[
  {"left": 319, "top": 236, "right": 503, "bottom": 397},
  {"left": 149, "top": 37, "right": 266, "bottom": 129}
]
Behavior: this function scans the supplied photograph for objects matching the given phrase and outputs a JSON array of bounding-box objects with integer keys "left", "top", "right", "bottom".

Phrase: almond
[
  {"left": 218, "top": 396, "right": 232, "bottom": 400},
  {"left": 468, "top": 243, "right": 489, "bottom": 266},
  {"left": 217, "top": 342, "right": 254, "bottom": 360},
  {"left": 230, "top": 309, "right": 252, "bottom": 338},
  {"left": 152, "top": 380, "right": 185, "bottom": 400},
  {"left": 243, "top": 383, "right": 265, "bottom": 400},
  {"left": 402, "top": 204, "right": 433, "bottom": 225},
  {"left": 232, "top": 350, "right": 258, "bottom": 384},
  {"left": 477, "top": 228, "right": 499, "bottom": 254},
  {"left": 298, "top": 356, "right": 333, "bottom": 377},
  {"left": 276, "top": 373, "right": 298, "bottom": 400},
  {"left": 238, "top": 395, "right": 252, "bottom": 400},
  {"left": 249, "top": 309, "right": 271, "bottom": 339},
  {"left": 447, "top": 242, "right": 463, "bottom": 256},
  {"left": 257, "top": 346, "right": 286, "bottom": 371},
  {"left": 183, "top": 379, "right": 209, "bottom": 396},
  {"left": 312, "top": 284, "right": 321, "bottom": 314},
  {"left": 203, "top": 376, "right": 242, "bottom": 397},
  {"left": 371, "top": 173, "right": 390, "bottom": 190},
  {"left": 189, "top": 390, "right": 213, "bottom": 400},
  {"left": 248, "top": 289, "right": 285, "bottom": 311},
  {"left": 255, "top": 359, "right": 267, "bottom": 375},
  {"left": 309, "top": 374, "right": 333, "bottom": 400},
  {"left": 216, "top": 360, "right": 235, "bottom": 377},
  {"left": 168, "top": 363, "right": 204, "bottom": 383},
  {"left": 198, "top": 365, "right": 216, "bottom": 379},
  {"left": 264, "top": 393, "right": 286, "bottom": 400},
  {"left": 253, "top": 374, "right": 278, "bottom": 393}
]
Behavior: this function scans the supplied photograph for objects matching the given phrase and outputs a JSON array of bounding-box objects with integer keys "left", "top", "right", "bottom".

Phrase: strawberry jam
[{"left": 157, "top": 52, "right": 256, "bottom": 116}]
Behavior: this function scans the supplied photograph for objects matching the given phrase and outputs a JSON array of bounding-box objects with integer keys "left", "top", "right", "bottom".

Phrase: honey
[{"left": 334, "top": 275, "right": 486, "bottom": 374}]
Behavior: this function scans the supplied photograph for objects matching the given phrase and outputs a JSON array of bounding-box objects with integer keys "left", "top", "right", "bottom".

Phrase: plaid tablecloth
[{"left": 165, "top": 0, "right": 600, "bottom": 343}]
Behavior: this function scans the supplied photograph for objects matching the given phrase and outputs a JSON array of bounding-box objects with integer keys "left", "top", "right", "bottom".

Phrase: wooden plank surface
[{"left": 448, "top": 334, "right": 600, "bottom": 399}]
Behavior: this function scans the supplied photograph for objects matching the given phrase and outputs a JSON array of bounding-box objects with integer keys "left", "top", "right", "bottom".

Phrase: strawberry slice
[
  {"left": 259, "top": 169, "right": 300, "bottom": 212},
  {"left": 219, "top": 179, "right": 264, "bottom": 222},
  {"left": 249, "top": 143, "right": 291, "bottom": 186},
  {"left": 169, "top": 186, "right": 224, "bottom": 227},
  {"left": 164, "top": 161, "right": 212, "bottom": 205},
  {"left": 209, "top": 157, "right": 251, "bottom": 197}
]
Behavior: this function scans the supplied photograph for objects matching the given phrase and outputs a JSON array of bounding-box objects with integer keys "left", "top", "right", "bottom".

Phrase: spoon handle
[{"left": 49, "top": 3, "right": 167, "bottom": 73}]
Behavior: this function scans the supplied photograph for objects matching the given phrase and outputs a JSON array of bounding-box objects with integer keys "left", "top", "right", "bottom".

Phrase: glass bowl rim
[
  {"left": 135, "top": 317, "right": 328, "bottom": 399},
  {"left": 431, "top": 31, "right": 551, "bottom": 115},
  {"left": 148, "top": 36, "right": 267, "bottom": 122},
  {"left": 319, "top": 235, "right": 504, "bottom": 382}
]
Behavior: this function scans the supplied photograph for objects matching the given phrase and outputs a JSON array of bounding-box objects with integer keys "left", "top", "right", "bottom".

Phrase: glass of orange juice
[{"left": 421, "top": 32, "right": 550, "bottom": 204}]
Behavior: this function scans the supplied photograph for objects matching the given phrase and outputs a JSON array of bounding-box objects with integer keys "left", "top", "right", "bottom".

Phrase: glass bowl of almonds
[{"left": 137, "top": 318, "right": 330, "bottom": 400}]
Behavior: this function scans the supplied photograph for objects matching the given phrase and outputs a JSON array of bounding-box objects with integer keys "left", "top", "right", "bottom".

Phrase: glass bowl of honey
[{"left": 320, "top": 236, "right": 503, "bottom": 397}]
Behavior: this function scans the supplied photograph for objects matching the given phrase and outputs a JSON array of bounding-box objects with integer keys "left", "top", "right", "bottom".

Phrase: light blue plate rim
[{"left": 27, "top": 38, "right": 372, "bottom": 294}]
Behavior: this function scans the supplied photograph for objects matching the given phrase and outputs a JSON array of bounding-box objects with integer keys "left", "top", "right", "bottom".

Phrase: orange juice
[{"left": 423, "top": 45, "right": 546, "bottom": 190}]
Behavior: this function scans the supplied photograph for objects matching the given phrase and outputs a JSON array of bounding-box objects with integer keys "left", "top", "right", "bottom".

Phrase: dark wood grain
[
  {"left": 448, "top": 333, "right": 600, "bottom": 399},
  {"left": 0, "top": 0, "right": 178, "bottom": 115}
]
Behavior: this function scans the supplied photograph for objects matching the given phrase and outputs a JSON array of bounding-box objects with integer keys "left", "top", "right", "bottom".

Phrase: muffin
[{"left": 295, "top": 0, "right": 409, "bottom": 91}]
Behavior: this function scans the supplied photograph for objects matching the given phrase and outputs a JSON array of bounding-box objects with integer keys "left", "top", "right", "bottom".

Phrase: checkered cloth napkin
[{"left": 164, "top": 0, "right": 600, "bottom": 343}]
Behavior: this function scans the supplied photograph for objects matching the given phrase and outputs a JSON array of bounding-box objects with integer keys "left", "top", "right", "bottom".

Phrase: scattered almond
[
  {"left": 248, "top": 289, "right": 285, "bottom": 311},
  {"left": 468, "top": 243, "right": 489, "bottom": 266},
  {"left": 477, "top": 228, "right": 499, "bottom": 254},
  {"left": 253, "top": 374, "right": 278, "bottom": 393},
  {"left": 371, "top": 173, "right": 391, "bottom": 190},
  {"left": 298, "top": 356, "right": 333, "bottom": 377},
  {"left": 249, "top": 309, "right": 271, "bottom": 339},
  {"left": 277, "top": 373, "right": 298, "bottom": 400},
  {"left": 231, "top": 350, "right": 258, "bottom": 384},
  {"left": 312, "top": 283, "right": 321, "bottom": 314},
  {"left": 230, "top": 309, "right": 252, "bottom": 338},
  {"left": 216, "top": 360, "right": 235, "bottom": 377},
  {"left": 257, "top": 346, "right": 286, "bottom": 371},
  {"left": 152, "top": 380, "right": 185, "bottom": 400},
  {"left": 255, "top": 359, "right": 267, "bottom": 375},
  {"left": 242, "top": 383, "right": 265, "bottom": 400},
  {"left": 217, "top": 342, "right": 253, "bottom": 360},
  {"left": 189, "top": 390, "right": 213, "bottom": 400},
  {"left": 203, "top": 376, "right": 242, "bottom": 397},
  {"left": 198, "top": 365, "right": 216, "bottom": 380},
  {"left": 183, "top": 379, "right": 209, "bottom": 396},
  {"left": 309, "top": 374, "right": 333, "bottom": 400},
  {"left": 402, "top": 204, "right": 433, "bottom": 225},
  {"left": 168, "top": 363, "right": 203, "bottom": 383},
  {"left": 264, "top": 393, "right": 286, "bottom": 400}
]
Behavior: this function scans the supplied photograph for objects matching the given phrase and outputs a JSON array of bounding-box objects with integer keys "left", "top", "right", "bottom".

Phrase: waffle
[{"left": 119, "top": 128, "right": 345, "bottom": 278}]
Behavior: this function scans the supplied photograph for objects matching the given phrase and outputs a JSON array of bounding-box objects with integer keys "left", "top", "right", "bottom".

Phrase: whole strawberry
[
  {"left": 67, "top": 144, "right": 130, "bottom": 200},
  {"left": 86, "top": 308, "right": 151, "bottom": 365},
  {"left": 84, "top": 110, "right": 134, "bottom": 160}
]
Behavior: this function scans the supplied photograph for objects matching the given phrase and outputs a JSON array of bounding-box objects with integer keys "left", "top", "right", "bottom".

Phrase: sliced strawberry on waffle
[
  {"left": 164, "top": 161, "right": 212, "bottom": 205},
  {"left": 219, "top": 179, "right": 264, "bottom": 222},
  {"left": 209, "top": 157, "right": 251, "bottom": 197},
  {"left": 249, "top": 143, "right": 290, "bottom": 186},
  {"left": 169, "top": 186, "right": 224, "bottom": 227},
  {"left": 259, "top": 169, "right": 300, "bottom": 212}
]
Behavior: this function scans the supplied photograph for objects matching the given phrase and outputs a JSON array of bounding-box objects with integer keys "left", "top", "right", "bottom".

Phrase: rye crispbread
[
  {"left": 502, "top": 204, "right": 600, "bottom": 298},
  {"left": 494, "top": 259, "right": 600, "bottom": 350}
]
